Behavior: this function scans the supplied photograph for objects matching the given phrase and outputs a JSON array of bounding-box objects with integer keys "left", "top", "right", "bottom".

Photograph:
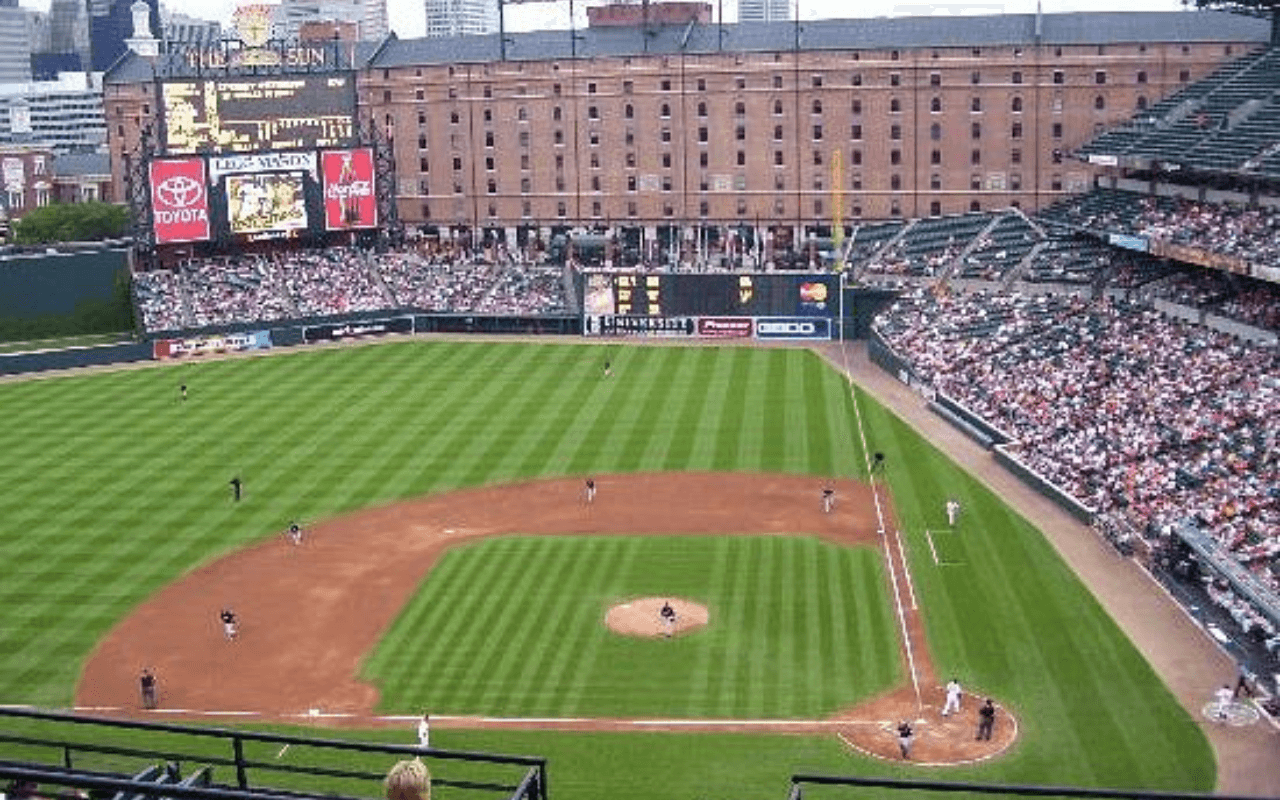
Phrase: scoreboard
[
  {"left": 161, "top": 74, "right": 357, "bottom": 155},
  {"left": 583, "top": 273, "right": 838, "bottom": 318}
]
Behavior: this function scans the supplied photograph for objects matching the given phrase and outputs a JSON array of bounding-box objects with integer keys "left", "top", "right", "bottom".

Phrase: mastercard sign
[{"left": 799, "top": 281, "right": 829, "bottom": 310}]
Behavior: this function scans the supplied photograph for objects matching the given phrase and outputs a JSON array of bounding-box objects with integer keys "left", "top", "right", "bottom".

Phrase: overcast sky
[{"left": 21, "top": 0, "right": 1192, "bottom": 40}]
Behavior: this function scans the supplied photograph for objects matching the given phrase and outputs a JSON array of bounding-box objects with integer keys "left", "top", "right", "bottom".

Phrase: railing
[{"left": 0, "top": 708, "right": 547, "bottom": 800}]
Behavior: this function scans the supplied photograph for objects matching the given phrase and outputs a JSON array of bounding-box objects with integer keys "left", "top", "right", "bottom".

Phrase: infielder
[
  {"left": 139, "top": 668, "right": 157, "bottom": 709},
  {"left": 822, "top": 486, "right": 836, "bottom": 514},
  {"left": 942, "top": 678, "right": 962, "bottom": 716},
  {"left": 220, "top": 608, "right": 239, "bottom": 640},
  {"left": 945, "top": 498, "right": 961, "bottom": 527},
  {"left": 1213, "top": 684, "right": 1234, "bottom": 721},
  {"left": 660, "top": 601, "right": 677, "bottom": 638},
  {"left": 286, "top": 521, "right": 303, "bottom": 546},
  {"left": 585, "top": 478, "right": 596, "bottom": 504}
]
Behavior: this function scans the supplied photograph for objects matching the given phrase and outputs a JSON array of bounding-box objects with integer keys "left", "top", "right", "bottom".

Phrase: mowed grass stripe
[
  {"left": 364, "top": 535, "right": 897, "bottom": 719},
  {"left": 496, "top": 537, "right": 604, "bottom": 715}
]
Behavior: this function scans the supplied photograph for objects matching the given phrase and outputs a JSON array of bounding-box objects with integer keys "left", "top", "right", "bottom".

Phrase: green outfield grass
[
  {"left": 363, "top": 535, "right": 899, "bottom": 718},
  {"left": 0, "top": 339, "right": 1214, "bottom": 795}
]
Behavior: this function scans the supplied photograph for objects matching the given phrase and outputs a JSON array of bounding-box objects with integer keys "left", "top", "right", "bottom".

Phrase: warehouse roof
[
  {"left": 371, "top": 10, "right": 1271, "bottom": 67},
  {"left": 107, "top": 10, "right": 1271, "bottom": 83}
]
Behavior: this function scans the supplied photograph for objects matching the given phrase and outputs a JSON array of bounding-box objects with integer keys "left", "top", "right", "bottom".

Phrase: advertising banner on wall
[
  {"left": 585, "top": 315, "right": 695, "bottom": 337},
  {"left": 322, "top": 148, "right": 376, "bottom": 230},
  {"left": 150, "top": 158, "right": 211, "bottom": 244},
  {"left": 302, "top": 316, "right": 413, "bottom": 343},
  {"left": 755, "top": 317, "right": 832, "bottom": 340},
  {"left": 697, "top": 317, "right": 753, "bottom": 338},
  {"left": 153, "top": 330, "right": 271, "bottom": 358}
]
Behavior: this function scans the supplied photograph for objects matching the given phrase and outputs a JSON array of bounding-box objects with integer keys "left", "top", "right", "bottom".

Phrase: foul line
[
  {"left": 925, "top": 529, "right": 942, "bottom": 566},
  {"left": 842, "top": 343, "right": 923, "bottom": 710}
]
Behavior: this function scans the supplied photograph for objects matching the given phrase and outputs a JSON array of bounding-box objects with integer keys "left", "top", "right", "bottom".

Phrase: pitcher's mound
[{"left": 605, "top": 597, "right": 708, "bottom": 638}]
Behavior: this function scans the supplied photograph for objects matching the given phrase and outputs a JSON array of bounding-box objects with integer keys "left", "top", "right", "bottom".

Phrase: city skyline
[{"left": 20, "top": 0, "right": 1190, "bottom": 41}]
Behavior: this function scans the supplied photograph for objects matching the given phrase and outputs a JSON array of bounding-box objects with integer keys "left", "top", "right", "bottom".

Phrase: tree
[
  {"left": 11, "top": 202, "right": 130, "bottom": 245},
  {"left": 1195, "top": 0, "right": 1280, "bottom": 43}
]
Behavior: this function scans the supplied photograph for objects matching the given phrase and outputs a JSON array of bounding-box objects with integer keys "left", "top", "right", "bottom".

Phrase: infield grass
[
  {"left": 0, "top": 339, "right": 1214, "bottom": 793},
  {"left": 363, "top": 535, "right": 899, "bottom": 718}
]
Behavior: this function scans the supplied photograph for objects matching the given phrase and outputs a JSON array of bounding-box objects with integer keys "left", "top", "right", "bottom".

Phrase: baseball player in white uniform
[
  {"left": 946, "top": 498, "right": 961, "bottom": 527},
  {"left": 942, "top": 678, "right": 963, "bottom": 716},
  {"left": 417, "top": 713, "right": 430, "bottom": 747},
  {"left": 822, "top": 486, "right": 835, "bottom": 514}
]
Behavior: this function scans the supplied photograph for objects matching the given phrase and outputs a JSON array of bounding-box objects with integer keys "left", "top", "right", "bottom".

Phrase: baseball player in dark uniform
[
  {"left": 976, "top": 698, "right": 996, "bottom": 740},
  {"left": 603, "top": 360, "right": 612, "bottom": 378},
  {"left": 660, "top": 601, "right": 677, "bottom": 637},
  {"left": 180, "top": 384, "right": 188, "bottom": 401},
  {"left": 897, "top": 720, "right": 914, "bottom": 758},
  {"left": 220, "top": 608, "right": 238, "bottom": 640},
  {"left": 229, "top": 476, "right": 242, "bottom": 502},
  {"left": 139, "top": 668, "right": 157, "bottom": 709}
]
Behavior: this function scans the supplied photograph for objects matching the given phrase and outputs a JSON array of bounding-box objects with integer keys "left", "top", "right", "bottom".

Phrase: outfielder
[
  {"left": 945, "top": 498, "right": 961, "bottom": 527},
  {"left": 942, "top": 678, "right": 962, "bottom": 716}
]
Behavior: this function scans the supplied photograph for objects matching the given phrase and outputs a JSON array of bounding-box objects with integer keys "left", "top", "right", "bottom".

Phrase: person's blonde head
[{"left": 385, "top": 758, "right": 430, "bottom": 800}]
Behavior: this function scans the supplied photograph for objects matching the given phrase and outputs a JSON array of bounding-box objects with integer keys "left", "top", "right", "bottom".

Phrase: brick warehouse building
[{"left": 104, "top": 10, "right": 1270, "bottom": 252}]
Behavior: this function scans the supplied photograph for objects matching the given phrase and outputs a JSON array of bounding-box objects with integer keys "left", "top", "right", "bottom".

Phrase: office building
[
  {"left": 738, "top": 0, "right": 790, "bottom": 23},
  {"left": 424, "top": 0, "right": 498, "bottom": 37}
]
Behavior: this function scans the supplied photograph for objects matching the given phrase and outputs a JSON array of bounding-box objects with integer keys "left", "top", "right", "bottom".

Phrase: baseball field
[{"left": 0, "top": 339, "right": 1213, "bottom": 799}]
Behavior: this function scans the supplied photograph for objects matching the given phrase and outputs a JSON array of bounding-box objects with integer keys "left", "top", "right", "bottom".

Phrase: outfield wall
[{"left": 1, "top": 311, "right": 580, "bottom": 375}]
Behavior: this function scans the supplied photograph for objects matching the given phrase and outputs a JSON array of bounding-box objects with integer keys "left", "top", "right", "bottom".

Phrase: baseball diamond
[{"left": 0, "top": 340, "right": 1264, "bottom": 799}]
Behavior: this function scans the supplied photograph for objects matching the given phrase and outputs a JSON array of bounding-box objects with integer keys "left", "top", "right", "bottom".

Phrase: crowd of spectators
[
  {"left": 873, "top": 289, "right": 1279, "bottom": 603},
  {"left": 1052, "top": 191, "right": 1280, "bottom": 269},
  {"left": 132, "top": 245, "right": 571, "bottom": 332},
  {"left": 1142, "top": 268, "right": 1280, "bottom": 332}
]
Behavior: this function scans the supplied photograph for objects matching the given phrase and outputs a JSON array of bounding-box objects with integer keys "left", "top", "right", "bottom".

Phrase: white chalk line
[{"left": 843, "top": 356, "right": 923, "bottom": 711}]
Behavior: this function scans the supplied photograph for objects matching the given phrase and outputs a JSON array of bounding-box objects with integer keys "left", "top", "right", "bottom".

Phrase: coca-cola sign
[
  {"left": 150, "top": 158, "right": 210, "bottom": 244},
  {"left": 322, "top": 148, "right": 376, "bottom": 230}
]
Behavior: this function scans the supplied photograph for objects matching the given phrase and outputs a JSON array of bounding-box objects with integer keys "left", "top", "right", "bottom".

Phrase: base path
[{"left": 76, "top": 472, "right": 1012, "bottom": 765}]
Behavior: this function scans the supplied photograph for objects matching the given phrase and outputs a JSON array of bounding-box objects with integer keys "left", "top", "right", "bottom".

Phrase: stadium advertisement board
[
  {"left": 226, "top": 172, "right": 308, "bottom": 235},
  {"left": 209, "top": 151, "right": 317, "bottom": 182},
  {"left": 322, "top": 148, "right": 377, "bottom": 230},
  {"left": 585, "top": 315, "right": 695, "bottom": 337},
  {"left": 754, "top": 317, "right": 832, "bottom": 340},
  {"left": 150, "top": 158, "right": 211, "bottom": 244},
  {"left": 697, "top": 317, "right": 753, "bottom": 338},
  {"left": 153, "top": 330, "right": 271, "bottom": 358},
  {"left": 302, "top": 316, "right": 414, "bottom": 343},
  {"left": 1149, "top": 239, "right": 1250, "bottom": 276}
]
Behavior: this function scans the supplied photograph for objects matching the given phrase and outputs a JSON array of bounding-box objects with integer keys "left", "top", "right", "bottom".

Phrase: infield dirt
[{"left": 77, "top": 471, "right": 1014, "bottom": 765}]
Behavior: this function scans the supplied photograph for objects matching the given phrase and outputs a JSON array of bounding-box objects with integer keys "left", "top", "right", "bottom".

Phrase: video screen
[
  {"left": 226, "top": 173, "right": 308, "bottom": 234},
  {"left": 162, "top": 74, "right": 356, "bottom": 155}
]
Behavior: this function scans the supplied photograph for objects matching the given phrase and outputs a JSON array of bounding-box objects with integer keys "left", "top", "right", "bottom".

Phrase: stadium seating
[
  {"left": 133, "top": 246, "right": 572, "bottom": 333},
  {"left": 1078, "top": 46, "right": 1280, "bottom": 177},
  {"left": 873, "top": 289, "right": 1279, "bottom": 598}
]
